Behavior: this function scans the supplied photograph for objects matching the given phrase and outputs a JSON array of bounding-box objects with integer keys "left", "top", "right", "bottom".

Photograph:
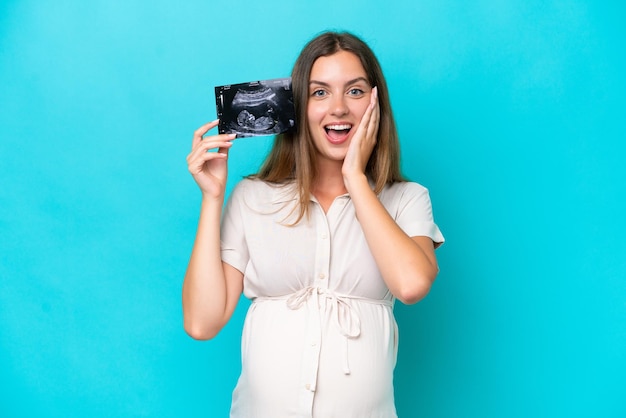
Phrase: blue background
[{"left": 1, "top": 1, "right": 625, "bottom": 417}]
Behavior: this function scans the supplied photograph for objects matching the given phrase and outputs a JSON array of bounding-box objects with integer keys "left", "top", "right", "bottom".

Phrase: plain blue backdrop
[{"left": 1, "top": 1, "right": 624, "bottom": 417}]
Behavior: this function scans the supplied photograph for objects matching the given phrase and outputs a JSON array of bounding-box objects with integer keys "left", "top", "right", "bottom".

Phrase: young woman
[{"left": 183, "top": 31, "right": 444, "bottom": 418}]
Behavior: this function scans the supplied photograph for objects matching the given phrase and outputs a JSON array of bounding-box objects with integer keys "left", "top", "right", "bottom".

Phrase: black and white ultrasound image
[{"left": 215, "top": 78, "right": 296, "bottom": 138}]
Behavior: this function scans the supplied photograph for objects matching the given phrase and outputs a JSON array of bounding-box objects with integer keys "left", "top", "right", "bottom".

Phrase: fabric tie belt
[{"left": 255, "top": 286, "right": 393, "bottom": 377}]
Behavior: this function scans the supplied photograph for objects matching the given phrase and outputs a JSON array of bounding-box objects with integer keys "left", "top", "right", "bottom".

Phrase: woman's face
[{"left": 307, "top": 50, "right": 373, "bottom": 166}]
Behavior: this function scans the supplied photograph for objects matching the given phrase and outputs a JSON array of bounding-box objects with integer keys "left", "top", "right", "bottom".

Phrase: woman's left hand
[{"left": 342, "top": 86, "right": 379, "bottom": 182}]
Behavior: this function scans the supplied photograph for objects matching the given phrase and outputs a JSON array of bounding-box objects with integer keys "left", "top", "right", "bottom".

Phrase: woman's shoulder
[
  {"left": 230, "top": 178, "right": 297, "bottom": 206},
  {"left": 379, "top": 180, "right": 430, "bottom": 201}
]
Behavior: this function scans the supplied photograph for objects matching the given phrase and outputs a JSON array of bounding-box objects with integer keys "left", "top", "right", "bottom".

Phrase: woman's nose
[{"left": 330, "top": 95, "right": 349, "bottom": 116}]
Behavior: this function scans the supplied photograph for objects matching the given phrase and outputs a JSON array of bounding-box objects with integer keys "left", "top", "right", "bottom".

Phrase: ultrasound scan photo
[{"left": 215, "top": 78, "right": 297, "bottom": 138}]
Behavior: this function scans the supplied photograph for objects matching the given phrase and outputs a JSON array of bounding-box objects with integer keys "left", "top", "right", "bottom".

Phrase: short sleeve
[
  {"left": 388, "top": 182, "right": 445, "bottom": 248},
  {"left": 220, "top": 182, "right": 250, "bottom": 273}
]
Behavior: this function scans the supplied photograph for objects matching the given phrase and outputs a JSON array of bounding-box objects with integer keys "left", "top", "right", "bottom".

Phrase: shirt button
[
  {"left": 305, "top": 384, "right": 311, "bottom": 390},
  {"left": 319, "top": 273, "right": 326, "bottom": 279},
  {"left": 321, "top": 233, "right": 328, "bottom": 239}
]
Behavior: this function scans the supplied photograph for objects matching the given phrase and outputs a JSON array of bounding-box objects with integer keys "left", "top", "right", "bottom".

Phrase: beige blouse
[{"left": 221, "top": 179, "right": 444, "bottom": 418}]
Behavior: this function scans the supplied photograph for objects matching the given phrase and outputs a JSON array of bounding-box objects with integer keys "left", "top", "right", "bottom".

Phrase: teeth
[{"left": 326, "top": 124, "right": 352, "bottom": 130}]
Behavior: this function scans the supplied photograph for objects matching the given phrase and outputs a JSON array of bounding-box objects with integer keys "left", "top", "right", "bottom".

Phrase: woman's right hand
[{"left": 186, "top": 120, "right": 236, "bottom": 199}]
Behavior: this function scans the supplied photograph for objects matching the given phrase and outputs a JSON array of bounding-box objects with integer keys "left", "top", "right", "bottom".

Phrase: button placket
[
  {"left": 296, "top": 202, "right": 331, "bottom": 413},
  {"left": 296, "top": 287, "right": 321, "bottom": 413},
  {"left": 314, "top": 206, "right": 331, "bottom": 291}
]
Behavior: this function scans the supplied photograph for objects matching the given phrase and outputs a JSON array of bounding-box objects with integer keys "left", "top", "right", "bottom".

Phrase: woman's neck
[{"left": 312, "top": 160, "right": 348, "bottom": 211}]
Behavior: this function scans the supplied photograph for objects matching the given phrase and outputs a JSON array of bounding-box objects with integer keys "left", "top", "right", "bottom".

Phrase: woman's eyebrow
[{"left": 309, "top": 77, "right": 370, "bottom": 87}]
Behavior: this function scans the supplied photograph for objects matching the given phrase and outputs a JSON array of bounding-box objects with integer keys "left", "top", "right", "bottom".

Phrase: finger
[
  {"left": 188, "top": 148, "right": 228, "bottom": 174},
  {"left": 217, "top": 145, "right": 231, "bottom": 157},
  {"left": 199, "top": 136, "right": 235, "bottom": 152},
  {"left": 190, "top": 133, "right": 236, "bottom": 157},
  {"left": 366, "top": 87, "right": 380, "bottom": 140},
  {"left": 192, "top": 119, "right": 220, "bottom": 147},
  {"left": 188, "top": 134, "right": 234, "bottom": 159},
  {"left": 356, "top": 98, "right": 375, "bottom": 140},
  {"left": 188, "top": 138, "right": 227, "bottom": 159},
  {"left": 367, "top": 105, "right": 379, "bottom": 141},
  {"left": 371, "top": 86, "right": 378, "bottom": 105},
  {"left": 187, "top": 138, "right": 234, "bottom": 163}
]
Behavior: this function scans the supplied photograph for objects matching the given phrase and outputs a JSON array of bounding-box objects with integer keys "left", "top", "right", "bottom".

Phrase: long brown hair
[{"left": 251, "top": 31, "right": 405, "bottom": 223}]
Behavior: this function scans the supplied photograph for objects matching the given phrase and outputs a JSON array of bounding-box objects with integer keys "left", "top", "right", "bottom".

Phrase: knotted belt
[{"left": 255, "top": 286, "right": 393, "bottom": 378}]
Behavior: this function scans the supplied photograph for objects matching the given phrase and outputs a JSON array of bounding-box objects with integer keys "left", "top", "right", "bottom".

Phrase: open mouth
[{"left": 324, "top": 123, "right": 352, "bottom": 143}]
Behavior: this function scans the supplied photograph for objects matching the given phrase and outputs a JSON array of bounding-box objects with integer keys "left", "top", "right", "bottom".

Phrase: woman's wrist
[
  {"left": 200, "top": 191, "right": 225, "bottom": 208},
  {"left": 343, "top": 172, "right": 369, "bottom": 195}
]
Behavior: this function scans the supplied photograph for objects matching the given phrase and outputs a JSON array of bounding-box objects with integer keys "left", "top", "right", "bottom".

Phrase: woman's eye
[
  {"left": 311, "top": 90, "right": 326, "bottom": 97},
  {"left": 348, "top": 88, "right": 364, "bottom": 96}
]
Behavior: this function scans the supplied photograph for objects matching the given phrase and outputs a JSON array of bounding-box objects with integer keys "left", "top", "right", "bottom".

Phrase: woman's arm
[
  {"left": 182, "top": 197, "right": 244, "bottom": 339},
  {"left": 342, "top": 88, "right": 439, "bottom": 304},
  {"left": 345, "top": 176, "right": 439, "bottom": 304},
  {"left": 182, "top": 121, "right": 244, "bottom": 339}
]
